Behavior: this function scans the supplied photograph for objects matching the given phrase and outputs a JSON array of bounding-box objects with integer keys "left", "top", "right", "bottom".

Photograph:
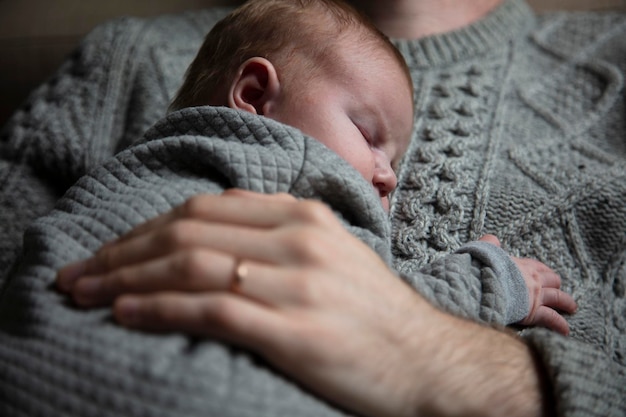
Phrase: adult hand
[
  {"left": 477, "top": 235, "right": 577, "bottom": 335},
  {"left": 57, "top": 190, "right": 548, "bottom": 417},
  {"left": 57, "top": 190, "right": 425, "bottom": 416}
]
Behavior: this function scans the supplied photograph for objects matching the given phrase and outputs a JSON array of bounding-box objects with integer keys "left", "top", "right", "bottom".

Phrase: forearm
[{"left": 405, "top": 305, "right": 548, "bottom": 417}]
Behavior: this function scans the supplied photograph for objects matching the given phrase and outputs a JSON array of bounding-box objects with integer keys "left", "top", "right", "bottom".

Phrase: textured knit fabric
[
  {"left": 0, "top": 1, "right": 624, "bottom": 416},
  {"left": 456, "top": 241, "right": 529, "bottom": 323},
  {"left": 389, "top": 2, "right": 626, "bottom": 415},
  {"left": 0, "top": 105, "right": 389, "bottom": 417},
  {"left": 0, "top": 104, "right": 522, "bottom": 416}
]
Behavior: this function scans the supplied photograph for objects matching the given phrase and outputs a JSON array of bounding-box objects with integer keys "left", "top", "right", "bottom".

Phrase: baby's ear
[{"left": 228, "top": 57, "right": 281, "bottom": 115}]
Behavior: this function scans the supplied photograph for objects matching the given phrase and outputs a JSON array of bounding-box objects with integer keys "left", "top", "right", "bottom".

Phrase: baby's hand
[{"left": 478, "top": 235, "right": 578, "bottom": 336}]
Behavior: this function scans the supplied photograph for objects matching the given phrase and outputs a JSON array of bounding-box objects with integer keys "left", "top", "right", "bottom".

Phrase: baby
[
  {"left": 55, "top": 0, "right": 575, "bottom": 334},
  {"left": 164, "top": 0, "right": 575, "bottom": 332},
  {"left": 170, "top": 0, "right": 414, "bottom": 212}
]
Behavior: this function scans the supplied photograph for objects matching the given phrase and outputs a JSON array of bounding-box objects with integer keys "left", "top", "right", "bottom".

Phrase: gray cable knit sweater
[{"left": 0, "top": 0, "right": 624, "bottom": 415}]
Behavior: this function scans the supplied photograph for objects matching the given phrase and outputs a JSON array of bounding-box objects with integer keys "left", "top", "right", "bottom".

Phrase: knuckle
[
  {"left": 545, "top": 308, "right": 562, "bottom": 326},
  {"left": 291, "top": 200, "right": 335, "bottom": 226},
  {"left": 523, "top": 274, "right": 541, "bottom": 294},
  {"left": 548, "top": 312, "right": 569, "bottom": 335},
  {"left": 173, "top": 250, "right": 210, "bottom": 284},
  {"left": 529, "top": 282, "right": 541, "bottom": 300},
  {"left": 179, "top": 195, "right": 211, "bottom": 218},
  {"left": 108, "top": 268, "right": 133, "bottom": 291},
  {"left": 528, "top": 271, "right": 541, "bottom": 285},
  {"left": 203, "top": 297, "right": 240, "bottom": 330},
  {"left": 288, "top": 324, "right": 331, "bottom": 366},
  {"left": 92, "top": 247, "right": 117, "bottom": 273},
  {"left": 281, "top": 229, "right": 329, "bottom": 263},
  {"left": 149, "top": 299, "right": 180, "bottom": 324},
  {"left": 289, "top": 270, "right": 319, "bottom": 305},
  {"left": 158, "top": 221, "right": 196, "bottom": 250}
]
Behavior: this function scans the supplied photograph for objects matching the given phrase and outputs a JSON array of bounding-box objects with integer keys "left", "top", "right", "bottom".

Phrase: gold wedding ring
[{"left": 231, "top": 259, "right": 248, "bottom": 292}]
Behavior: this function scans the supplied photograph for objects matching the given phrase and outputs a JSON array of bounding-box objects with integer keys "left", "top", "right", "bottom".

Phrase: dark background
[{"left": 1, "top": 0, "right": 625, "bottom": 128}]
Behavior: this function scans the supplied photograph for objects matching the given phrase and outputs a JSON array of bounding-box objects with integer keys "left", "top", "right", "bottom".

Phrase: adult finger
[
  {"left": 222, "top": 188, "right": 298, "bottom": 202},
  {"left": 70, "top": 249, "right": 236, "bottom": 307},
  {"left": 118, "top": 191, "right": 301, "bottom": 244},
  {"left": 57, "top": 219, "right": 238, "bottom": 291},
  {"left": 73, "top": 252, "right": 322, "bottom": 310},
  {"left": 57, "top": 195, "right": 340, "bottom": 289},
  {"left": 104, "top": 191, "right": 293, "bottom": 244},
  {"left": 113, "top": 292, "right": 292, "bottom": 351}
]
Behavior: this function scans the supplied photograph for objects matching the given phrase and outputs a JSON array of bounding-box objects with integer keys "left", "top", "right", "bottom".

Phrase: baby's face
[{"left": 268, "top": 37, "right": 413, "bottom": 211}]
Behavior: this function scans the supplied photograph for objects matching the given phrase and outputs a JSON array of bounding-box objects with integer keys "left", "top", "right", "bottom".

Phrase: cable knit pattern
[
  {"left": 391, "top": 2, "right": 626, "bottom": 416},
  {"left": 0, "top": 1, "right": 624, "bottom": 416}
]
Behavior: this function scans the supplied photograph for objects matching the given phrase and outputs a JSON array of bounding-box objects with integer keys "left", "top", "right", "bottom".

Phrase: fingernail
[{"left": 56, "top": 261, "right": 87, "bottom": 292}]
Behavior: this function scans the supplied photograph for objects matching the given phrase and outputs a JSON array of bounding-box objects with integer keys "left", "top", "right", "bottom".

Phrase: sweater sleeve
[
  {"left": 399, "top": 243, "right": 528, "bottom": 327},
  {"left": 523, "top": 328, "right": 626, "bottom": 417},
  {"left": 0, "top": 17, "right": 147, "bottom": 278},
  {"left": 455, "top": 241, "right": 529, "bottom": 324}
]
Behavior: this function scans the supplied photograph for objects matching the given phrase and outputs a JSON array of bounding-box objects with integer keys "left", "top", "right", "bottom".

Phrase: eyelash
[
  {"left": 357, "top": 123, "right": 400, "bottom": 171},
  {"left": 357, "top": 125, "right": 374, "bottom": 147}
]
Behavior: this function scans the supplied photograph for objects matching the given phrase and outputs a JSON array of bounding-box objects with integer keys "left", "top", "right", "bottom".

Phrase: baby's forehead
[{"left": 341, "top": 30, "right": 412, "bottom": 87}]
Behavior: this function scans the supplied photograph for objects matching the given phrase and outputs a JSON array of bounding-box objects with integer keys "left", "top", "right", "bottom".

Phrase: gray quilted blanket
[
  {"left": 0, "top": 106, "right": 390, "bottom": 416},
  {"left": 0, "top": 105, "right": 524, "bottom": 416}
]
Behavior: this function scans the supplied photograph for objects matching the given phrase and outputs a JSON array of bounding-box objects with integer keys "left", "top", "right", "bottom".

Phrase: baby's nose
[{"left": 373, "top": 164, "right": 397, "bottom": 198}]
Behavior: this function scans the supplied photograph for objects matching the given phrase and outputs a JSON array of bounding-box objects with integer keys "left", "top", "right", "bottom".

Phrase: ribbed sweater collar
[{"left": 394, "top": 0, "right": 536, "bottom": 68}]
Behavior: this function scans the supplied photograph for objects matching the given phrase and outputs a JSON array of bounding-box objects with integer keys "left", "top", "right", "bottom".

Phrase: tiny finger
[
  {"left": 533, "top": 306, "right": 570, "bottom": 336},
  {"left": 542, "top": 288, "right": 577, "bottom": 314},
  {"left": 539, "top": 269, "right": 562, "bottom": 289}
]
